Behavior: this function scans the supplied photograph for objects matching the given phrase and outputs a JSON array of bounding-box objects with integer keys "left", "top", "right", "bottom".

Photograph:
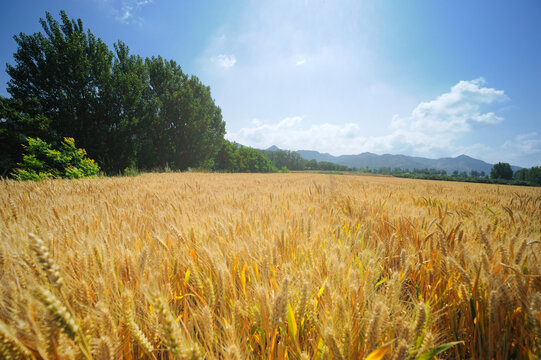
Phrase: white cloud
[
  {"left": 228, "top": 78, "right": 509, "bottom": 158},
  {"left": 296, "top": 58, "right": 306, "bottom": 66},
  {"left": 228, "top": 116, "right": 366, "bottom": 154},
  {"left": 211, "top": 54, "right": 237, "bottom": 69},
  {"left": 394, "top": 78, "right": 507, "bottom": 133},
  {"left": 119, "top": 9, "right": 132, "bottom": 22},
  {"left": 503, "top": 132, "right": 541, "bottom": 155},
  {"left": 98, "top": 0, "right": 153, "bottom": 24}
]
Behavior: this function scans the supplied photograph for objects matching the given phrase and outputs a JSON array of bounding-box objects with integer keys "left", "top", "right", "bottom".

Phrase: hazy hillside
[{"left": 287, "top": 148, "right": 522, "bottom": 174}]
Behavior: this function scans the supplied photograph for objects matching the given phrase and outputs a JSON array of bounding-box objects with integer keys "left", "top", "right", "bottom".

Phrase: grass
[{"left": 0, "top": 173, "right": 540, "bottom": 359}]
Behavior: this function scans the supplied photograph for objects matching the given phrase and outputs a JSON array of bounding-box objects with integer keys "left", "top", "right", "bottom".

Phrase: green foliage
[
  {"left": 525, "top": 166, "right": 541, "bottom": 185},
  {"left": 316, "top": 161, "right": 351, "bottom": 171},
  {"left": 490, "top": 162, "right": 513, "bottom": 180},
  {"left": 514, "top": 168, "right": 528, "bottom": 181},
  {"left": 7, "top": 11, "right": 116, "bottom": 169},
  {"left": 123, "top": 165, "right": 141, "bottom": 177},
  {"left": 514, "top": 166, "right": 541, "bottom": 185},
  {"left": 139, "top": 56, "right": 225, "bottom": 171},
  {"left": 6, "top": 11, "right": 225, "bottom": 175},
  {"left": 237, "top": 147, "right": 276, "bottom": 173},
  {"left": 214, "top": 140, "right": 239, "bottom": 172},
  {"left": 415, "top": 341, "right": 463, "bottom": 360},
  {"left": 395, "top": 171, "right": 541, "bottom": 187},
  {"left": 214, "top": 141, "right": 276, "bottom": 173},
  {"left": 0, "top": 97, "right": 51, "bottom": 176},
  {"left": 260, "top": 148, "right": 354, "bottom": 172},
  {"left": 11, "top": 137, "right": 100, "bottom": 180},
  {"left": 259, "top": 149, "right": 305, "bottom": 170},
  {"left": 164, "top": 162, "right": 173, "bottom": 173}
]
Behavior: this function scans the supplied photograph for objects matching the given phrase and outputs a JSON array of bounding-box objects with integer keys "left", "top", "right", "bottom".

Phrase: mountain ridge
[{"left": 264, "top": 146, "right": 521, "bottom": 174}]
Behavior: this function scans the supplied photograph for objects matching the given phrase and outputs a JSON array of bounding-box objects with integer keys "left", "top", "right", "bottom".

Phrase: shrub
[
  {"left": 11, "top": 137, "right": 100, "bottom": 180},
  {"left": 123, "top": 164, "right": 141, "bottom": 177}
]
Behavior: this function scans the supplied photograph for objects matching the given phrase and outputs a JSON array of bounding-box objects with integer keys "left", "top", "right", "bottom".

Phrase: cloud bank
[{"left": 228, "top": 78, "right": 515, "bottom": 160}]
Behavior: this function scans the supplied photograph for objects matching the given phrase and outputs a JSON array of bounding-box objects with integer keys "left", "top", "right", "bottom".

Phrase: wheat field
[{"left": 0, "top": 173, "right": 540, "bottom": 360}]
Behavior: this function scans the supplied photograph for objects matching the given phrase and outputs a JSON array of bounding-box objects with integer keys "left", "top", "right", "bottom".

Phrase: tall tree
[
  {"left": 0, "top": 97, "right": 50, "bottom": 176},
  {"left": 141, "top": 56, "right": 225, "bottom": 170},
  {"left": 514, "top": 168, "right": 528, "bottom": 181},
  {"left": 490, "top": 162, "right": 513, "bottom": 180},
  {"left": 6, "top": 11, "right": 226, "bottom": 174},
  {"left": 104, "top": 42, "right": 150, "bottom": 171},
  {"left": 525, "top": 166, "right": 541, "bottom": 185},
  {"left": 6, "top": 11, "right": 114, "bottom": 165},
  {"left": 214, "top": 140, "right": 239, "bottom": 172}
]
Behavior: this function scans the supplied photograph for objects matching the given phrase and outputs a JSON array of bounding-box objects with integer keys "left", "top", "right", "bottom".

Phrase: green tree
[
  {"left": 307, "top": 159, "right": 318, "bottom": 169},
  {"left": 105, "top": 42, "right": 151, "bottom": 172},
  {"left": 6, "top": 11, "right": 115, "bottom": 168},
  {"left": 260, "top": 149, "right": 306, "bottom": 170},
  {"left": 140, "top": 56, "right": 225, "bottom": 171},
  {"left": 237, "top": 147, "right": 276, "bottom": 173},
  {"left": 214, "top": 140, "right": 239, "bottom": 172},
  {"left": 525, "top": 166, "right": 541, "bottom": 185},
  {"left": 514, "top": 168, "right": 528, "bottom": 181},
  {"left": 0, "top": 97, "right": 51, "bottom": 176},
  {"left": 214, "top": 144, "right": 276, "bottom": 173},
  {"left": 6, "top": 11, "right": 225, "bottom": 174},
  {"left": 490, "top": 162, "right": 513, "bottom": 180},
  {"left": 12, "top": 137, "right": 100, "bottom": 180}
]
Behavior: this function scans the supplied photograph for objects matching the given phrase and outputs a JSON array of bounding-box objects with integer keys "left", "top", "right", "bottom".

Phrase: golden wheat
[{"left": 0, "top": 173, "right": 540, "bottom": 359}]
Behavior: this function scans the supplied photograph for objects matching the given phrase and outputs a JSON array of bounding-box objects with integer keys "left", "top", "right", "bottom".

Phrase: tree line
[
  {"left": 257, "top": 149, "right": 353, "bottom": 172},
  {"left": 393, "top": 162, "right": 541, "bottom": 186},
  {"left": 1, "top": 11, "right": 225, "bottom": 176},
  {"left": 212, "top": 143, "right": 354, "bottom": 173}
]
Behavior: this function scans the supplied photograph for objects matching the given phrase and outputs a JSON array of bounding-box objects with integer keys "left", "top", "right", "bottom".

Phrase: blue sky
[{"left": 1, "top": 1, "right": 540, "bottom": 167}]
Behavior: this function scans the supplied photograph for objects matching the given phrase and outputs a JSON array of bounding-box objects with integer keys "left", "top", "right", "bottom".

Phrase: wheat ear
[
  {"left": 0, "top": 321, "right": 35, "bottom": 360},
  {"left": 122, "top": 296, "right": 154, "bottom": 356},
  {"left": 36, "top": 287, "right": 78, "bottom": 340},
  {"left": 28, "top": 233, "right": 64, "bottom": 288}
]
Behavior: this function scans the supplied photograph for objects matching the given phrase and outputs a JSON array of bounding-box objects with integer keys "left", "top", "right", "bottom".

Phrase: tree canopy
[
  {"left": 0, "top": 97, "right": 51, "bottom": 176},
  {"left": 259, "top": 149, "right": 306, "bottom": 171},
  {"left": 4, "top": 10, "right": 225, "bottom": 175},
  {"left": 514, "top": 166, "right": 541, "bottom": 185},
  {"left": 214, "top": 141, "right": 276, "bottom": 173},
  {"left": 490, "top": 162, "right": 513, "bottom": 180}
]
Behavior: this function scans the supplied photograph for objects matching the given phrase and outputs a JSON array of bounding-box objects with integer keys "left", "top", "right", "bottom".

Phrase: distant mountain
[
  {"left": 261, "top": 147, "right": 523, "bottom": 174},
  {"left": 293, "top": 150, "right": 337, "bottom": 163}
]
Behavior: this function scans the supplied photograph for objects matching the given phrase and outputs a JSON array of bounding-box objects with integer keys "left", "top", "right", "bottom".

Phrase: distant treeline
[
  {"left": 214, "top": 141, "right": 276, "bottom": 173},
  {"left": 384, "top": 166, "right": 541, "bottom": 186},
  {"left": 258, "top": 148, "right": 353, "bottom": 172},
  {"left": 211, "top": 142, "right": 354, "bottom": 173},
  {"left": 394, "top": 173, "right": 541, "bottom": 186},
  {"left": 359, "top": 167, "right": 473, "bottom": 177},
  {"left": 219, "top": 146, "right": 541, "bottom": 186}
]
